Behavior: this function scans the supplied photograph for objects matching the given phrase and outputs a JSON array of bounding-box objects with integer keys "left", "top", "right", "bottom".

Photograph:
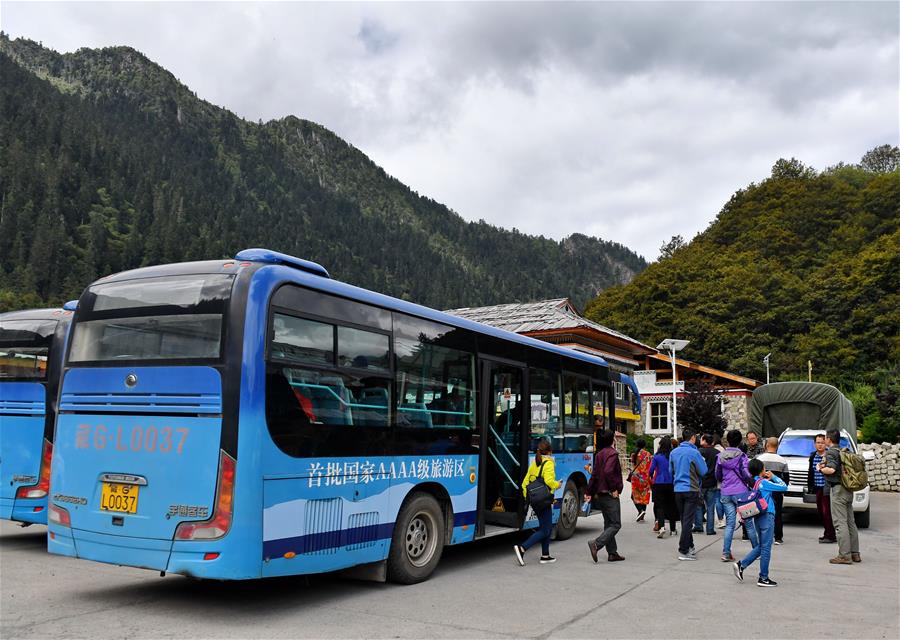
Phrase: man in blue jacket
[{"left": 670, "top": 428, "right": 708, "bottom": 561}]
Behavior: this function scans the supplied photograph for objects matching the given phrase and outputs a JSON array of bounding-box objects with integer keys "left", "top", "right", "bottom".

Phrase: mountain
[
  {"left": 584, "top": 155, "right": 900, "bottom": 387},
  {"left": 0, "top": 36, "right": 646, "bottom": 313}
]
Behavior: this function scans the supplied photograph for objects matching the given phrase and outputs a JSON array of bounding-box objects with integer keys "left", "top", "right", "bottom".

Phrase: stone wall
[
  {"left": 722, "top": 393, "right": 751, "bottom": 434},
  {"left": 858, "top": 443, "right": 900, "bottom": 492}
]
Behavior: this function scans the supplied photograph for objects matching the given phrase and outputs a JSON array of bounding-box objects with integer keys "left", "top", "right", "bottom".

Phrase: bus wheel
[
  {"left": 555, "top": 480, "right": 580, "bottom": 541},
  {"left": 387, "top": 492, "right": 445, "bottom": 584}
]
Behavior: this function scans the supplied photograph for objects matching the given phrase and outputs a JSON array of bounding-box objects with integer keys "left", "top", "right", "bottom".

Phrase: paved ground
[{"left": 2, "top": 489, "right": 898, "bottom": 639}]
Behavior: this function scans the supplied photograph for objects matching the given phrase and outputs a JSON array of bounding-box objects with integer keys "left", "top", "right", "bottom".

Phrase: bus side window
[{"left": 393, "top": 313, "right": 476, "bottom": 430}]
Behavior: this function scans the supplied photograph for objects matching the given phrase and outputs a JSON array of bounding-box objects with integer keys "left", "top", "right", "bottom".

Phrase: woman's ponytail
[{"left": 535, "top": 438, "right": 552, "bottom": 465}]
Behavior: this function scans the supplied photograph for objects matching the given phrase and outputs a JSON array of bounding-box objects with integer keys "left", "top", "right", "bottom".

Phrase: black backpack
[{"left": 525, "top": 461, "right": 553, "bottom": 510}]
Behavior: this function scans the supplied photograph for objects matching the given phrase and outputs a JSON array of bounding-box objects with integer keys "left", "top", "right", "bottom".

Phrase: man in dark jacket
[
  {"left": 695, "top": 434, "right": 720, "bottom": 535},
  {"left": 584, "top": 430, "right": 625, "bottom": 562},
  {"left": 746, "top": 431, "right": 764, "bottom": 459},
  {"left": 807, "top": 433, "right": 836, "bottom": 543},
  {"left": 820, "top": 429, "right": 860, "bottom": 564}
]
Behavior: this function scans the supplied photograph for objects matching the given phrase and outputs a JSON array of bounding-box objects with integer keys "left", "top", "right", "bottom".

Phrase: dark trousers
[
  {"left": 652, "top": 484, "right": 678, "bottom": 531},
  {"left": 816, "top": 487, "right": 836, "bottom": 540},
  {"left": 592, "top": 493, "right": 621, "bottom": 556},
  {"left": 772, "top": 492, "right": 783, "bottom": 541},
  {"left": 522, "top": 505, "right": 552, "bottom": 556},
  {"left": 675, "top": 491, "right": 700, "bottom": 555}
]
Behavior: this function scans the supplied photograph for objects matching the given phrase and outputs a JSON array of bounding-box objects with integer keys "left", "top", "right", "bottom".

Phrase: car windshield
[{"left": 778, "top": 435, "right": 851, "bottom": 457}]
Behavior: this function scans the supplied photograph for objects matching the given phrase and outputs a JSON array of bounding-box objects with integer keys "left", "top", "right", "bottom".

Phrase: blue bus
[
  {"left": 1, "top": 304, "right": 76, "bottom": 525},
  {"left": 48, "top": 249, "right": 615, "bottom": 582}
]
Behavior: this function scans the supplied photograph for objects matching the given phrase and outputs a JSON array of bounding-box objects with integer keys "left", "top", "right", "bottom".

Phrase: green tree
[{"left": 860, "top": 144, "right": 900, "bottom": 174}]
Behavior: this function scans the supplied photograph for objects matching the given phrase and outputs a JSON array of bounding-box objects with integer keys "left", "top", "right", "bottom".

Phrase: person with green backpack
[{"left": 818, "top": 429, "right": 865, "bottom": 565}]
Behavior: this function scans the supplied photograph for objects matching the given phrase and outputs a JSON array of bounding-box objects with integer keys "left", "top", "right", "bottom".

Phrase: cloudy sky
[{"left": 3, "top": 1, "right": 898, "bottom": 259}]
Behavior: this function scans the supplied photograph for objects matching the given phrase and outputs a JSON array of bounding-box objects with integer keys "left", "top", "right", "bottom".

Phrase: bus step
[{"left": 479, "top": 524, "right": 519, "bottom": 539}]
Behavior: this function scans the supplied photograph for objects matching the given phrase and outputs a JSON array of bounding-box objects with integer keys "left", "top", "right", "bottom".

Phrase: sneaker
[
  {"left": 678, "top": 554, "right": 697, "bottom": 561},
  {"left": 607, "top": 553, "right": 626, "bottom": 562},
  {"left": 717, "top": 519, "right": 726, "bottom": 529},
  {"left": 774, "top": 539, "right": 783, "bottom": 545},
  {"left": 669, "top": 529, "right": 677, "bottom": 537},
  {"left": 819, "top": 537, "right": 836, "bottom": 544},
  {"left": 757, "top": 577, "right": 778, "bottom": 587},
  {"left": 539, "top": 555, "right": 557, "bottom": 564},
  {"left": 851, "top": 553, "right": 861, "bottom": 563},
  {"left": 636, "top": 511, "right": 646, "bottom": 522},
  {"left": 689, "top": 546, "right": 696, "bottom": 556},
  {"left": 513, "top": 545, "right": 525, "bottom": 567},
  {"left": 692, "top": 527, "right": 703, "bottom": 533},
  {"left": 588, "top": 540, "right": 600, "bottom": 564},
  {"left": 721, "top": 553, "right": 735, "bottom": 562},
  {"left": 652, "top": 522, "right": 660, "bottom": 532},
  {"left": 829, "top": 556, "right": 852, "bottom": 565},
  {"left": 657, "top": 529, "right": 666, "bottom": 539},
  {"left": 706, "top": 530, "right": 717, "bottom": 535},
  {"left": 733, "top": 561, "right": 744, "bottom": 582}
]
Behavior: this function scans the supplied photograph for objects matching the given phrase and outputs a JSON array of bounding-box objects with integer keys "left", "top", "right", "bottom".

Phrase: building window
[
  {"left": 648, "top": 401, "right": 669, "bottom": 431},
  {"left": 614, "top": 381, "right": 624, "bottom": 400}
]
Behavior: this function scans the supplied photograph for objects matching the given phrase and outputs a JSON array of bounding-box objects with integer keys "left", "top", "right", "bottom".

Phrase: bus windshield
[
  {"left": 0, "top": 319, "right": 58, "bottom": 380},
  {"left": 68, "top": 274, "right": 234, "bottom": 363}
]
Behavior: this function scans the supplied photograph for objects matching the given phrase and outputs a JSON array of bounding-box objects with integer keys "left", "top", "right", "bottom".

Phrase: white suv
[{"left": 777, "top": 429, "right": 873, "bottom": 528}]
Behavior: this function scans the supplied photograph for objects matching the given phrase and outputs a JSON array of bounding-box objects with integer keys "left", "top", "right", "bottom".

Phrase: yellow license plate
[{"left": 100, "top": 482, "right": 140, "bottom": 514}]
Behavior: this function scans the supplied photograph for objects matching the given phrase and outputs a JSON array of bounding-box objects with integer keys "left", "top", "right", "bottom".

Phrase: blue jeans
[
  {"left": 740, "top": 512, "right": 774, "bottom": 579},
  {"left": 721, "top": 494, "right": 758, "bottom": 556},
  {"left": 702, "top": 488, "right": 721, "bottom": 533},
  {"left": 522, "top": 505, "right": 552, "bottom": 556}
]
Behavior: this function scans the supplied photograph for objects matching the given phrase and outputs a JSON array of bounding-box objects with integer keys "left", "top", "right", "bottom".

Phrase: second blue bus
[{"left": 0, "top": 304, "right": 75, "bottom": 525}]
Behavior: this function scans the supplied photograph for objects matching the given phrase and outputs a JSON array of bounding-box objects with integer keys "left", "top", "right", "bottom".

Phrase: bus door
[{"left": 478, "top": 360, "right": 527, "bottom": 532}]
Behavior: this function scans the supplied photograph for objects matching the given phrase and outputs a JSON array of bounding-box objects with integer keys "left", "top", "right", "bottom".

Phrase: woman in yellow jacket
[{"left": 514, "top": 438, "right": 562, "bottom": 566}]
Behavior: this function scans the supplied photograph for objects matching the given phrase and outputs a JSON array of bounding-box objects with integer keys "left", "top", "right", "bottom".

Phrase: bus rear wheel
[
  {"left": 555, "top": 480, "right": 580, "bottom": 540},
  {"left": 387, "top": 492, "right": 445, "bottom": 584}
]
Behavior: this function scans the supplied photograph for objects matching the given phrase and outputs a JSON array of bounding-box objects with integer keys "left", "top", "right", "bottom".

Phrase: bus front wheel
[{"left": 387, "top": 492, "right": 445, "bottom": 584}]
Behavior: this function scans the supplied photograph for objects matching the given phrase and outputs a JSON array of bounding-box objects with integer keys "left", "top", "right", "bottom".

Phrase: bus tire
[
  {"left": 555, "top": 479, "right": 580, "bottom": 541},
  {"left": 387, "top": 492, "right": 445, "bottom": 584}
]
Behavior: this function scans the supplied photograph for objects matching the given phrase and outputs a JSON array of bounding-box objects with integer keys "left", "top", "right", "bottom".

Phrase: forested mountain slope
[
  {"left": 585, "top": 156, "right": 900, "bottom": 386},
  {"left": 0, "top": 35, "right": 646, "bottom": 311}
]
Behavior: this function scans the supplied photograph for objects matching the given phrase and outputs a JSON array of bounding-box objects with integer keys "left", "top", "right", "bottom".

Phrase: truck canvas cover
[{"left": 749, "top": 382, "right": 857, "bottom": 444}]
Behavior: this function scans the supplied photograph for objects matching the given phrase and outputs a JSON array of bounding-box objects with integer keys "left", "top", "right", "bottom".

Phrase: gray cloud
[{"left": 3, "top": 1, "right": 898, "bottom": 259}]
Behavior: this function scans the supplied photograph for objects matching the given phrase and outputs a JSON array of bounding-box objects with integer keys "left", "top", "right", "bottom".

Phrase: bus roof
[{"left": 84, "top": 253, "right": 610, "bottom": 372}]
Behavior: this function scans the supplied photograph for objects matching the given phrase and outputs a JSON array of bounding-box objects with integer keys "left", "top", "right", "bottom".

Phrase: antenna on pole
[{"left": 763, "top": 353, "right": 771, "bottom": 385}]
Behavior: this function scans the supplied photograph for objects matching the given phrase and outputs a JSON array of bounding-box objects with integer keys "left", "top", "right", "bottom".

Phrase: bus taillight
[
  {"left": 16, "top": 439, "right": 52, "bottom": 499},
  {"left": 49, "top": 503, "right": 71, "bottom": 527},
  {"left": 174, "top": 451, "right": 235, "bottom": 540}
]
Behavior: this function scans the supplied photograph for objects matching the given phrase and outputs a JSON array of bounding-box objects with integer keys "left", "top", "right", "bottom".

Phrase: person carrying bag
[{"left": 514, "top": 439, "right": 561, "bottom": 566}]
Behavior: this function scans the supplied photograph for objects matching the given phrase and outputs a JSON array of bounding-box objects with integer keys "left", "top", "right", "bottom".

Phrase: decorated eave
[
  {"left": 446, "top": 298, "right": 655, "bottom": 357},
  {"left": 647, "top": 352, "right": 761, "bottom": 389}
]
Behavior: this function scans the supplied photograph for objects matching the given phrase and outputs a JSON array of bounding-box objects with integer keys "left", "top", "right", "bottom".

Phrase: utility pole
[
  {"left": 763, "top": 353, "right": 771, "bottom": 384},
  {"left": 808, "top": 360, "right": 812, "bottom": 382}
]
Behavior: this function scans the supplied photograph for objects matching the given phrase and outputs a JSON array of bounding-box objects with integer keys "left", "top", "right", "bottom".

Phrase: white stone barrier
[{"left": 859, "top": 442, "right": 900, "bottom": 492}]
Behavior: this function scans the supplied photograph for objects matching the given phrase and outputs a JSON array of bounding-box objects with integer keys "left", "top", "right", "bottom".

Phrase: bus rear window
[
  {"left": 69, "top": 275, "right": 233, "bottom": 363},
  {"left": 0, "top": 319, "right": 57, "bottom": 380}
]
